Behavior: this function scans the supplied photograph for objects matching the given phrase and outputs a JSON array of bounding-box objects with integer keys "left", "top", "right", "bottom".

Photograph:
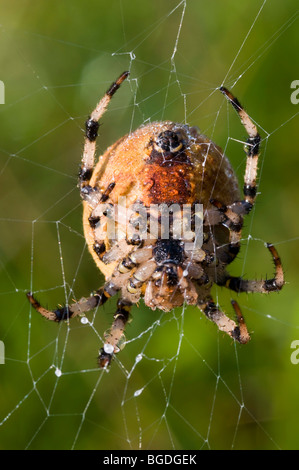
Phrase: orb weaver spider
[{"left": 27, "top": 72, "right": 284, "bottom": 368}]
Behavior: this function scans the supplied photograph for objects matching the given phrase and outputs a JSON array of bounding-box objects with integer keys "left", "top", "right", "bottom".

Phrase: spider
[{"left": 27, "top": 72, "right": 284, "bottom": 369}]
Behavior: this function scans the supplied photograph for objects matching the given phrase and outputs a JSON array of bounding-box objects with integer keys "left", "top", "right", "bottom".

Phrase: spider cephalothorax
[{"left": 27, "top": 72, "right": 284, "bottom": 369}]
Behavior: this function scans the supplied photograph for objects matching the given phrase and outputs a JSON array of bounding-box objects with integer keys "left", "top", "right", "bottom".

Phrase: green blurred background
[{"left": 0, "top": 0, "right": 298, "bottom": 450}]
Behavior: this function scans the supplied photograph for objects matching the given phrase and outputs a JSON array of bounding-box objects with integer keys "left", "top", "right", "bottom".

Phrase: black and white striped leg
[
  {"left": 198, "top": 297, "right": 250, "bottom": 344},
  {"left": 81, "top": 181, "right": 116, "bottom": 208},
  {"left": 208, "top": 198, "right": 253, "bottom": 264},
  {"left": 209, "top": 199, "right": 246, "bottom": 243},
  {"left": 205, "top": 87, "right": 261, "bottom": 265},
  {"left": 221, "top": 243, "right": 284, "bottom": 294},
  {"left": 98, "top": 298, "right": 132, "bottom": 369},
  {"left": 220, "top": 86, "right": 261, "bottom": 208},
  {"left": 26, "top": 281, "right": 120, "bottom": 322},
  {"left": 79, "top": 71, "right": 129, "bottom": 199}
]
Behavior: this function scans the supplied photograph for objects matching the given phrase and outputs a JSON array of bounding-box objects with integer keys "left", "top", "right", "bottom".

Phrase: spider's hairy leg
[
  {"left": 211, "top": 85, "right": 261, "bottom": 258},
  {"left": 231, "top": 299, "right": 251, "bottom": 343},
  {"left": 198, "top": 297, "right": 250, "bottom": 344},
  {"left": 219, "top": 86, "right": 261, "bottom": 208},
  {"left": 26, "top": 281, "right": 120, "bottom": 322},
  {"left": 82, "top": 180, "right": 116, "bottom": 210},
  {"left": 98, "top": 298, "right": 132, "bottom": 369},
  {"left": 79, "top": 71, "right": 130, "bottom": 198},
  {"left": 209, "top": 199, "right": 252, "bottom": 242},
  {"left": 220, "top": 242, "right": 284, "bottom": 294},
  {"left": 208, "top": 198, "right": 252, "bottom": 264}
]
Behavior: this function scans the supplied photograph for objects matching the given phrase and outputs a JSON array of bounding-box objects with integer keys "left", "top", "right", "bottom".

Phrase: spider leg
[
  {"left": 203, "top": 203, "right": 240, "bottom": 266},
  {"left": 220, "top": 243, "right": 284, "bottom": 293},
  {"left": 79, "top": 71, "right": 129, "bottom": 202},
  {"left": 26, "top": 281, "right": 120, "bottom": 322},
  {"left": 81, "top": 181, "right": 117, "bottom": 209},
  {"left": 209, "top": 199, "right": 251, "bottom": 244},
  {"left": 220, "top": 86, "right": 261, "bottom": 208},
  {"left": 210, "top": 86, "right": 260, "bottom": 258},
  {"left": 198, "top": 297, "right": 250, "bottom": 344},
  {"left": 27, "top": 286, "right": 133, "bottom": 369},
  {"left": 207, "top": 199, "right": 253, "bottom": 265},
  {"left": 206, "top": 88, "right": 284, "bottom": 333},
  {"left": 98, "top": 298, "right": 132, "bottom": 368}
]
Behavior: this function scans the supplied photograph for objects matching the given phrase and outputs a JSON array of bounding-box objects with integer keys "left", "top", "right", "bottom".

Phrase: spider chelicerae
[{"left": 27, "top": 72, "right": 284, "bottom": 368}]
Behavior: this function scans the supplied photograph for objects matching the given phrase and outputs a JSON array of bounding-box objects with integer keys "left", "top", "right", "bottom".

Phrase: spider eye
[{"left": 156, "top": 130, "right": 184, "bottom": 153}]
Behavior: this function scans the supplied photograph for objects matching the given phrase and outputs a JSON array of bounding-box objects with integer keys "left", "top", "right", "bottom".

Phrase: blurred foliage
[{"left": 0, "top": 0, "right": 298, "bottom": 450}]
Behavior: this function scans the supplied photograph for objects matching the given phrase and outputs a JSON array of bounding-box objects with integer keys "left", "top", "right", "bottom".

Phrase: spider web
[{"left": 0, "top": 0, "right": 299, "bottom": 451}]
